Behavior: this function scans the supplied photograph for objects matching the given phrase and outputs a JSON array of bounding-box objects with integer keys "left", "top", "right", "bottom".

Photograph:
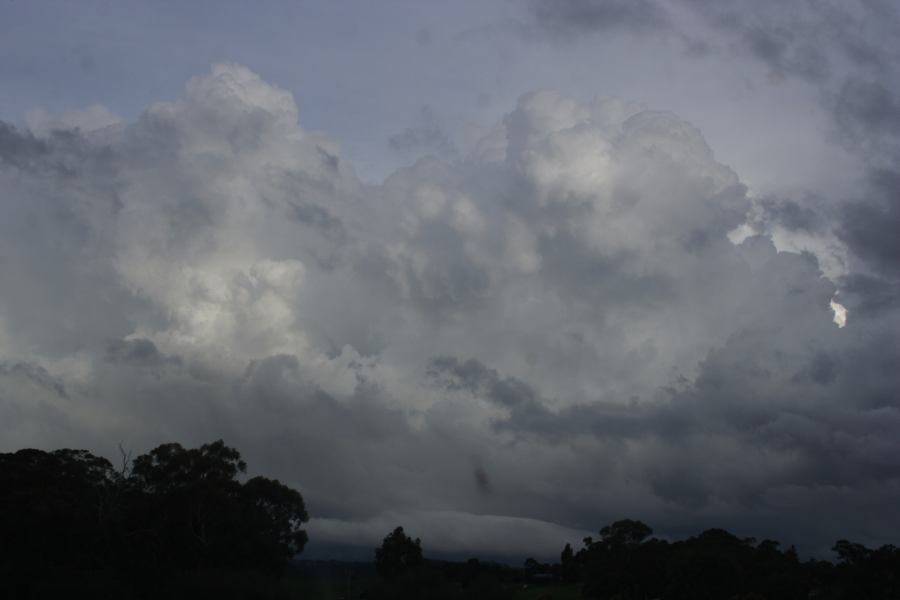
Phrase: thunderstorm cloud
[{"left": 2, "top": 0, "right": 899, "bottom": 560}]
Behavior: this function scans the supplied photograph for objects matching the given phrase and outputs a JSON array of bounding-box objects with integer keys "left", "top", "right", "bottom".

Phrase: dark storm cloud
[
  {"left": 830, "top": 79, "right": 900, "bottom": 179},
  {"left": 426, "top": 328, "right": 900, "bottom": 516},
  {"left": 803, "top": 352, "right": 839, "bottom": 386},
  {"left": 419, "top": 229, "right": 900, "bottom": 522},
  {"left": 812, "top": 13, "right": 900, "bottom": 295},
  {"left": 532, "top": 0, "right": 669, "bottom": 36},
  {"left": 834, "top": 80, "right": 900, "bottom": 139},
  {"left": 679, "top": 328, "right": 900, "bottom": 495},
  {"left": 838, "top": 169, "right": 900, "bottom": 277},
  {"left": 839, "top": 274, "right": 900, "bottom": 316}
]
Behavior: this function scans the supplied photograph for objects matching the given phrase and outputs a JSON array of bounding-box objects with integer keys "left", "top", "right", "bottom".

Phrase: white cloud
[{"left": 830, "top": 299, "right": 848, "bottom": 328}]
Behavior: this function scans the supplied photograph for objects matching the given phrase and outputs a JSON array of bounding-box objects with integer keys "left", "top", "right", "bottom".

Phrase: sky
[{"left": 1, "top": 0, "right": 899, "bottom": 561}]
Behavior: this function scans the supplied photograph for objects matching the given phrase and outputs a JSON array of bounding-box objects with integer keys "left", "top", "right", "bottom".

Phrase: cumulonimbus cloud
[{"left": 1, "top": 63, "right": 898, "bottom": 557}]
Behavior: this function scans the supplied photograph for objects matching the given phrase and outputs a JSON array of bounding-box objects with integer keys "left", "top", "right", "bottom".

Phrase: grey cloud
[
  {"left": 388, "top": 106, "right": 457, "bottom": 159},
  {"left": 838, "top": 169, "right": 900, "bottom": 277},
  {"left": 287, "top": 201, "right": 343, "bottom": 234},
  {"left": 806, "top": 353, "right": 839, "bottom": 386},
  {"left": 0, "top": 122, "right": 51, "bottom": 171},
  {"left": 3, "top": 64, "right": 900, "bottom": 557},
  {"left": 835, "top": 80, "right": 900, "bottom": 132},
  {"left": 756, "top": 196, "right": 825, "bottom": 232},
  {"left": 0, "top": 125, "right": 150, "bottom": 360},
  {"left": 0, "top": 361, "right": 69, "bottom": 399},
  {"left": 528, "top": 0, "right": 859, "bottom": 85},
  {"left": 317, "top": 145, "right": 340, "bottom": 171},
  {"left": 833, "top": 80, "right": 900, "bottom": 161},
  {"left": 839, "top": 273, "right": 900, "bottom": 316},
  {"left": 424, "top": 327, "right": 900, "bottom": 523},
  {"left": 284, "top": 197, "right": 347, "bottom": 270},
  {"left": 683, "top": 327, "right": 900, "bottom": 496},
  {"left": 677, "top": 9, "right": 898, "bottom": 187},
  {"left": 474, "top": 465, "right": 492, "bottom": 496},
  {"left": 418, "top": 229, "right": 900, "bottom": 521},
  {"left": 532, "top": 0, "right": 669, "bottom": 37},
  {"left": 722, "top": 16, "right": 829, "bottom": 82},
  {"left": 536, "top": 228, "right": 675, "bottom": 308},
  {"left": 679, "top": 0, "right": 894, "bottom": 83},
  {"left": 428, "top": 356, "right": 497, "bottom": 395},
  {"left": 666, "top": 1, "right": 900, "bottom": 291},
  {"left": 106, "top": 338, "right": 182, "bottom": 368},
  {"left": 428, "top": 356, "right": 554, "bottom": 432}
]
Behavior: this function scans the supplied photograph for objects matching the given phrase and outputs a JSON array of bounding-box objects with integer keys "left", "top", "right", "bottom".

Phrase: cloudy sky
[{"left": 2, "top": 0, "right": 899, "bottom": 560}]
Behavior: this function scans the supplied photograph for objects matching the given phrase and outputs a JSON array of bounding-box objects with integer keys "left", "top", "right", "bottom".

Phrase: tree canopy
[
  {"left": 0, "top": 440, "right": 307, "bottom": 597},
  {"left": 375, "top": 526, "right": 424, "bottom": 577}
]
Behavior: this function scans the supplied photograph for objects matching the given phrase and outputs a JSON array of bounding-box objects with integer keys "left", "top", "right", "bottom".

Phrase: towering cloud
[{"left": 1, "top": 63, "right": 897, "bottom": 558}]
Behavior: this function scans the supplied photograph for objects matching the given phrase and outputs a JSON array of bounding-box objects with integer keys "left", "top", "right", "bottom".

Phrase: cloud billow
[
  {"left": 530, "top": 0, "right": 900, "bottom": 320},
  {"left": 0, "top": 63, "right": 898, "bottom": 559}
]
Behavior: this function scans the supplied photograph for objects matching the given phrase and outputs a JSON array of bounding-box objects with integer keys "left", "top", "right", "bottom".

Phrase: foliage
[
  {"left": 0, "top": 440, "right": 307, "bottom": 597},
  {"left": 375, "top": 526, "right": 423, "bottom": 577},
  {"left": 561, "top": 519, "right": 900, "bottom": 600}
]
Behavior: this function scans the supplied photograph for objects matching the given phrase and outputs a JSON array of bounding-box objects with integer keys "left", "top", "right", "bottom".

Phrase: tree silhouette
[
  {"left": 125, "top": 440, "right": 308, "bottom": 573},
  {"left": 0, "top": 448, "right": 123, "bottom": 566},
  {"left": 560, "top": 542, "right": 579, "bottom": 582},
  {"left": 237, "top": 475, "right": 309, "bottom": 568},
  {"left": 0, "top": 440, "right": 308, "bottom": 596},
  {"left": 599, "top": 518, "right": 653, "bottom": 547},
  {"left": 375, "top": 526, "right": 423, "bottom": 577},
  {"left": 580, "top": 519, "right": 657, "bottom": 599}
]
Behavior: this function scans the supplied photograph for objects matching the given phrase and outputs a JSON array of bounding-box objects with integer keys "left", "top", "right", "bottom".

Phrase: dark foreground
[{"left": 3, "top": 442, "right": 899, "bottom": 599}]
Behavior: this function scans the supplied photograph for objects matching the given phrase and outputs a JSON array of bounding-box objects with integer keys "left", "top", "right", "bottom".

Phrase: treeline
[
  {"left": 3, "top": 441, "right": 900, "bottom": 599},
  {"left": 555, "top": 519, "right": 900, "bottom": 599},
  {"left": 368, "top": 521, "right": 900, "bottom": 600},
  {"left": 0, "top": 441, "right": 308, "bottom": 599}
]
